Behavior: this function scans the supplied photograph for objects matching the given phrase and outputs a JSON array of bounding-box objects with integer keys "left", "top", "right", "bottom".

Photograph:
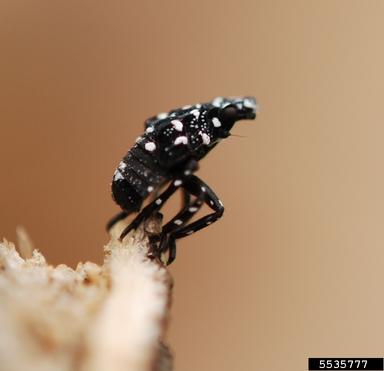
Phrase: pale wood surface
[{"left": 0, "top": 221, "right": 172, "bottom": 371}]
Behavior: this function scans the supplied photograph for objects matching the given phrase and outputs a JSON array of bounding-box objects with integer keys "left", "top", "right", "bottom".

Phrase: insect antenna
[{"left": 229, "top": 133, "right": 247, "bottom": 138}]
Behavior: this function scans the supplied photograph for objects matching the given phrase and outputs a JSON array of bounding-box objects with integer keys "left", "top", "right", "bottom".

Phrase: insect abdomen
[{"left": 112, "top": 145, "right": 167, "bottom": 213}]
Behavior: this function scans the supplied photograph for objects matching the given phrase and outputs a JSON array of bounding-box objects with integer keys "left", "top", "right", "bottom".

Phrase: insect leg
[
  {"left": 175, "top": 175, "right": 224, "bottom": 235},
  {"left": 157, "top": 196, "right": 202, "bottom": 264},
  {"left": 106, "top": 211, "right": 129, "bottom": 231},
  {"left": 165, "top": 236, "right": 177, "bottom": 265},
  {"left": 156, "top": 178, "right": 204, "bottom": 253},
  {"left": 182, "top": 188, "right": 191, "bottom": 209},
  {"left": 161, "top": 196, "right": 203, "bottom": 235},
  {"left": 160, "top": 176, "right": 224, "bottom": 264},
  {"left": 119, "top": 180, "right": 182, "bottom": 241}
]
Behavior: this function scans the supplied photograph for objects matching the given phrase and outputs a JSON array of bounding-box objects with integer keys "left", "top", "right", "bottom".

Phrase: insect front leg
[{"left": 159, "top": 175, "right": 224, "bottom": 264}]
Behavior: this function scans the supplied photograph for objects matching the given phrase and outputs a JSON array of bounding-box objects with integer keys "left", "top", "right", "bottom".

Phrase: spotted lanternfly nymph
[{"left": 108, "top": 96, "right": 258, "bottom": 264}]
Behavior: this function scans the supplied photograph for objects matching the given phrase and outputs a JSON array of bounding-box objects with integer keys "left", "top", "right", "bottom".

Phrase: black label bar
[{"left": 308, "top": 358, "right": 383, "bottom": 370}]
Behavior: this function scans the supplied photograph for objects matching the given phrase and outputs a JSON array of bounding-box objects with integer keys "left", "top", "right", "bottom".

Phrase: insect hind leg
[{"left": 106, "top": 211, "right": 130, "bottom": 231}]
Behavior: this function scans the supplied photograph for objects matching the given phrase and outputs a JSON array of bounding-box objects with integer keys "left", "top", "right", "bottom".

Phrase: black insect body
[{"left": 108, "top": 96, "right": 258, "bottom": 264}]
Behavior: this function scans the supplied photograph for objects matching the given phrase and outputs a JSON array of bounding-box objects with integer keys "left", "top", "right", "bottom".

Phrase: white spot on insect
[
  {"left": 186, "top": 231, "right": 194, "bottom": 235},
  {"left": 195, "top": 104, "right": 201, "bottom": 109},
  {"left": 146, "top": 126, "right": 154, "bottom": 133},
  {"left": 184, "top": 169, "right": 192, "bottom": 176},
  {"left": 157, "top": 112, "right": 168, "bottom": 119},
  {"left": 174, "top": 219, "right": 183, "bottom": 225},
  {"left": 147, "top": 186, "right": 154, "bottom": 192},
  {"left": 174, "top": 179, "right": 182, "bottom": 186},
  {"left": 174, "top": 136, "right": 188, "bottom": 145},
  {"left": 206, "top": 221, "right": 212, "bottom": 225},
  {"left": 182, "top": 104, "right": 192, "bottom": 109},
  {"left": 190, "top": 109, "right": 200, "bottom": 119},
  {"left": 118, "top": 161, "right": 127, "bottom": 170},
  {"left": 201, "top": 186, "right": 206, "bottom": 192},
  {"left": 212, "top": 97, "right": 223, "bottom": 107},
  {"left": 189, "top": 206, "right": 198, "bottom": 212},
  {"left": 200, "top": 132, "right": 210, "bottom": 145},
  {"left": 243, "top": 98, "right": 256, "bottom": 109},
  {"left": 210, "top": 200, "right": 214, "bottom": 206},
  {"left": 114, "top": 171, "right": 124, "bottom": 181},
  {"left": 155, "top": 199, "right": 162, "bottom": 205},
  {"left": 135, "top": 136, "right": 142, "bottom": 143},
  {"left": 219, "top": 200, "right": 224, "bottom": 207},
  {"left": 145, "top": 142, "right": 156, "bottom": 151},
  {"left": 212, "top": 117, "right": 221, "bottom": 127},
  {"left": 171, "top": 119, "right": 183, "bottom": 132}
]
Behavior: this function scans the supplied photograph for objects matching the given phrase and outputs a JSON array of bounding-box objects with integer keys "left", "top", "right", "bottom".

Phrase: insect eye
[{"left": 221, "top": 105, "right": 238, "bottom": 121}]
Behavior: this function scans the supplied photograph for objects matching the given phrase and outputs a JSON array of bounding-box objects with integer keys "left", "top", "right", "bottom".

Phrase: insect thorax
[{"left": 137, "top": 104, "right": 221, "bottom": 169}]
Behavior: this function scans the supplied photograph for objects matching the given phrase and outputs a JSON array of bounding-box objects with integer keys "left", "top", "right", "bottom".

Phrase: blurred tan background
[{"left": 1, "top": 0, "right": 384, "bottom": 370}]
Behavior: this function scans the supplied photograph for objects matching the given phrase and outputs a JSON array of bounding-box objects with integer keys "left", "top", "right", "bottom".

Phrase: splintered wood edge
[
  {"left": 88, "top": 219, "right": 173, "bottom": 371},
  {"left": 0, "top": 218, "right": 173, "bottom": 371}
]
